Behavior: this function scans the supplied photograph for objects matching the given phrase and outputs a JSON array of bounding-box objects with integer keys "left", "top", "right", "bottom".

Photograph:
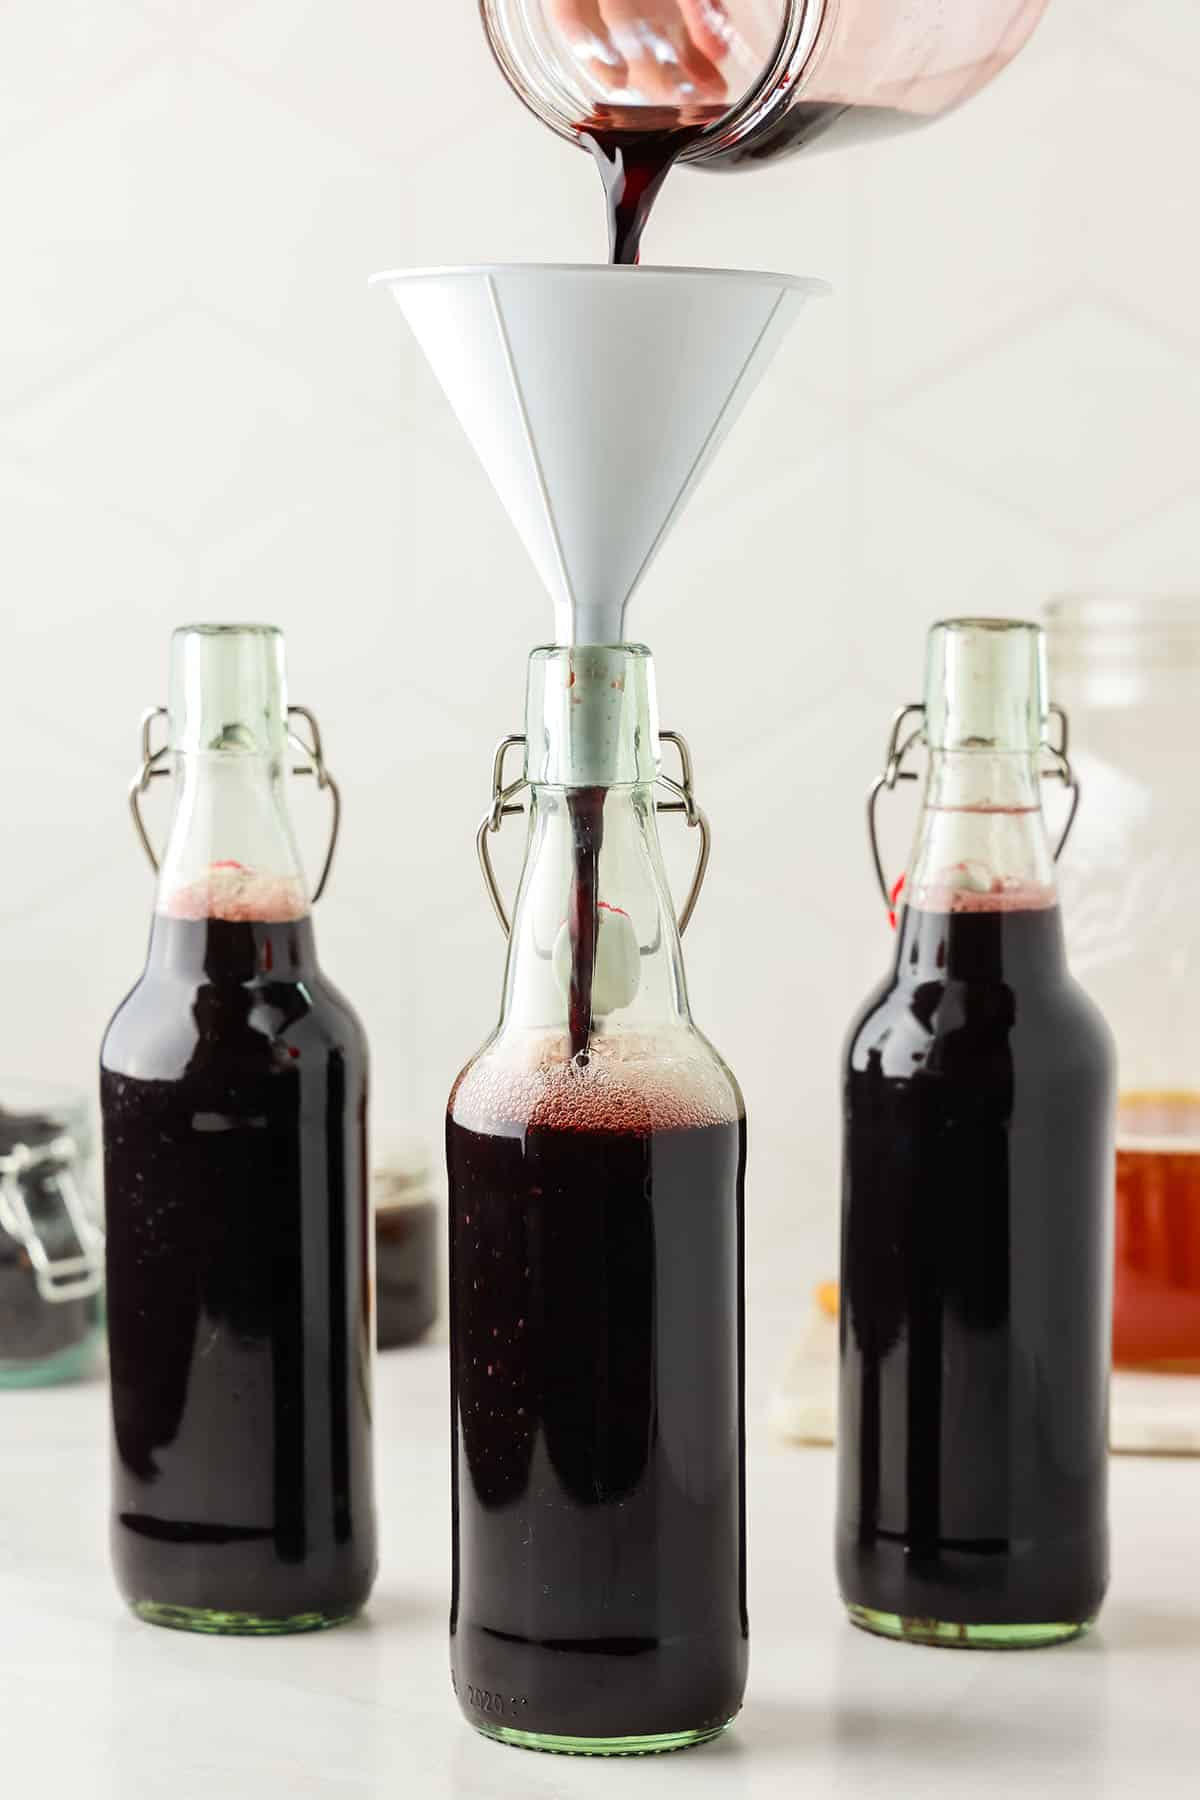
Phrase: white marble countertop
[{"left": 4, "top": 1344, "right": 1198, "bottom": 1799}]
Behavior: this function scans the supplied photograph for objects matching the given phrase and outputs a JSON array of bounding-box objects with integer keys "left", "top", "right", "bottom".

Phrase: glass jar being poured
[
  {"left": 374, "top": 262, "right": 822, "bottom": 1753},
  {"left": 481, "top": 0, "right": 1050, "bottom": 259},
  {"left": 101, "top": 624, "right": 377, "bottom": 1635}
]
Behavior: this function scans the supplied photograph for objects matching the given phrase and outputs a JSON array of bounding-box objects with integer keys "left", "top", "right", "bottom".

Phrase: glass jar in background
[
  {"left": 374, "top": 1138, "right": 438, "bottom": 1350},
  {"left": 0, "top": 1083, "right": 104, "bottom": 1388},
  {"left": 1047, "top": 596, "right": 1200, "bottom": 1372},
  {"left": 481, "top": 0, "right": 1050, "bottom": 168}
]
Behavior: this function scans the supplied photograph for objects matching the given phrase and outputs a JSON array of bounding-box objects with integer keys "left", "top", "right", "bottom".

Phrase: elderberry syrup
[{"left": 101, "top": 625, "right": 376, "bottom": 1635}]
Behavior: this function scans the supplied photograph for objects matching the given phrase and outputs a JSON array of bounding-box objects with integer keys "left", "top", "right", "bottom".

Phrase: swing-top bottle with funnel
[{"left": 376, "top": 262, "right": 823, "bottom": 1751}]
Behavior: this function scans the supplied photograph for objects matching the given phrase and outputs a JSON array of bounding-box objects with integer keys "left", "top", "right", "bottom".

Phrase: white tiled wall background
[{"left": 3, "top": 2, "right": 1198, "bottom": 1368}]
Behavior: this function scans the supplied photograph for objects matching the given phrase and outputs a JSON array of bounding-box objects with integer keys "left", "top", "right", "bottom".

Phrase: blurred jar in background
[
  {"left": 1048, "top": 596, "right": 1200, "bottom": 1372},
  {"left": 374, "top": 1138, "right": 438, "bottom": 1350},
  {"left": 0, "top": 1084, "right": 104, "bottom": 1388}
]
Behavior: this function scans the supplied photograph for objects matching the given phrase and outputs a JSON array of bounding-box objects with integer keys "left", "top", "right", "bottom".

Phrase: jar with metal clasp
[{"left": 0, "top": 1083, "right": 104, "bottom": 1388}]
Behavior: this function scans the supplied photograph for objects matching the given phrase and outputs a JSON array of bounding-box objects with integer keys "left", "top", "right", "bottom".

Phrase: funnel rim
[{"left": 369, "top": 262, "right": 830, "bottom": 298}]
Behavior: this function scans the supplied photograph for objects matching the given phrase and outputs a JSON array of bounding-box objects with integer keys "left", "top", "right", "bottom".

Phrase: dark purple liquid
[
  {"left": 582, "top": 125, "right": 705, "bottom": 265},
  {"left": 565, "top": 787, "right": 606, "bottom": 1059},
  {"left": 101, "top": 913, "right": 376, "bottom": 1627},
  {"left": 838, "top": 903, "right": 1114, "bottom": 1631},
  {"left": 448, "top": 1105, "right": 747, "bottom": 1742}
]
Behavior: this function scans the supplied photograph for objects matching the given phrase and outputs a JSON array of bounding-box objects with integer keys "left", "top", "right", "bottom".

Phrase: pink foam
[
  {"left": 913, "top": 875, "right": 1057, "bottom": 915},
  {"left": 162, "top": 862, "right": 308, "bottom": 924},
  {"left": 451, "top": 1030, "right": 741, "bottom": 1138}
]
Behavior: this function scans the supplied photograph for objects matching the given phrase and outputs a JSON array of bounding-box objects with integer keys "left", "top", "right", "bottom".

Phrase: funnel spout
[
  {"left": 558, "top": 596, "right": 630, "bottom": 648},
  {"left": 372, "top": 264, "right": 828, "bottom": 645}
]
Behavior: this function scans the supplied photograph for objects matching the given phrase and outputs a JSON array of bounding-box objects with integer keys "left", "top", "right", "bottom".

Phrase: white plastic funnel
[{"left": 372, "top": 263, "right": 827, "bottom": 645}]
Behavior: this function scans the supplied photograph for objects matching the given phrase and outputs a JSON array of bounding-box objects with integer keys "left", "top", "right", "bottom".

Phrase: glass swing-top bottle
[
  {"left": 838, "top": 618, "right": 1114, "bottom": 1649},
  {"left": 101, "top": 624, "right": 376, "bottom": 1635},
  {"left": 447, "top": 644, "right": 746, "bottom": 1755}
]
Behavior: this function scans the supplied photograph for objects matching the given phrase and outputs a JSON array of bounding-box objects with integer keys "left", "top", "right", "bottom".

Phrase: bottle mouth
[
  {"left": 931, "top": 616, "right": 1040, "bottom": 635},
  {"left": 168, "top": 622, "right": 289, "bottom": 756},
  {"left": 525, "top": 645, "right": 661, "bottom": 788},
  {"left": 173, "top": 622, "right": 282, "bottom": 640},
  {"left": 924, "top": 616, "right": 1048, "bottom": 754}
]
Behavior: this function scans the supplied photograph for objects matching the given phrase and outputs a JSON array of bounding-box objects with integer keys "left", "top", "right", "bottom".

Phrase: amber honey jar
[{"left": 1113, "top": 1094, "right": 1200, "bottom": 1370}]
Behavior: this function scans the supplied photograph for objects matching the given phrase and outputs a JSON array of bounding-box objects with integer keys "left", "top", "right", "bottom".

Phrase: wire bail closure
[
  {"left": 128, "top": 703, "right": 342, "bottom": 903},
  {"left": 476, "top": 731, "right": 712, "bottom": 939},
  {"left": 866, "top": 702, "right": 1081, "bottom": 912},
  {"left": 0, "top": 1136, "right": 104, "bottom": 1305}
]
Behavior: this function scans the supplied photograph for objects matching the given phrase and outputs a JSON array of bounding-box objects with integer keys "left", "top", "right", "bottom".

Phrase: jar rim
[{"left": 477, "top": 0, "right": 818, "bottom": 163}]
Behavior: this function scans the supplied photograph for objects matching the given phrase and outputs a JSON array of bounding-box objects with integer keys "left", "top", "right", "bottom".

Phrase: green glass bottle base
[
  {"left": 131, "top": 1600, "right": 359, "bottom": 1637},
  {"left": 847, "top": 1605, "right": 1091, "bottom": 1650},
  {"left": 0, "top": 1332, "right": 101, "bottom": 1390},
  {"left": 472, "top": 1720, "right": 733, "bottom": 1758}
]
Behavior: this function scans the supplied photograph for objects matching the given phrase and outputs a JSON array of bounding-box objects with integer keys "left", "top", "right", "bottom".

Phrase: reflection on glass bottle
[
  {"left": 101, "top": 625, "right": 376, "bottom": 1635},
  {"left": 838, "top": 619, "right": 1114, "bottom": 1649},
  {"left": 448, "top": 646, "right": 746, "bottom": 1755}
]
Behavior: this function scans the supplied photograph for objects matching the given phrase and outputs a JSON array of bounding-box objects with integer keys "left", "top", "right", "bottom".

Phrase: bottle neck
[
  {"left": 155, "top": 750, "right": 309, "bottom": 927},
  {"left": 899, "top": 747, "right": 1063, "bottom": 981},
  {"left": 499, "top": 782, "right": 691, "bottom": 1042},
  {"left": 906, "top": 749, "right": 1057, "bottom": 910}
]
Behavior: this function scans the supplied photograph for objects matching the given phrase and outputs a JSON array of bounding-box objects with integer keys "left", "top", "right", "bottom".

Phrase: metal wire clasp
[
  {"left": 866, "top": 704, "right": 925, "bottom": 910},
  {"left": 866, "top": 702, "right": 1082, "bottom": 912},
  {"left": 0, "top": 1137, "right": 104, "bottom": 1305},
  {"left": 475, "top": 735, "right": 529, "bottom": 937},
  {"left": 128, "top": 704, "right": 342, "bottom": 903},
  {"left": 475, "top": 730, "right": 713, "bottom": 940},
  {"left": 656, "top": 731, "right": 712, "bottom": 935},
  {"left": 1042, "top": 703, "right": 1081, "bottom": 859}
]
